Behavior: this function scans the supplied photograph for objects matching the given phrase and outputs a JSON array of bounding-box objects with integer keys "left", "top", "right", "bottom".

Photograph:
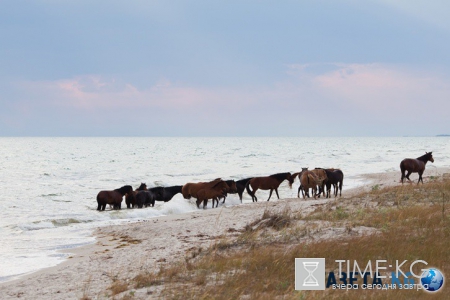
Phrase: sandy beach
[{"left": 1, "top": 167, "right": 449, "bottom": 300}]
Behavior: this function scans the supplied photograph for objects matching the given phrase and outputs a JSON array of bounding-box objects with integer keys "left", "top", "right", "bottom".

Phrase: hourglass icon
[{"left": 302, "top": 261, "right": 319, "bottom": 286}]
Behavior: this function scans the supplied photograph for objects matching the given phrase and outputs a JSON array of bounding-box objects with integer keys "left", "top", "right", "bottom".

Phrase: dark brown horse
[
  {"left": 245, "top": 172, "right": 294, "bottom": 202},
  {"left": 196, "top": 180, "right": 229, "bottom": 209},
  {"left": 97, "top": 185, "right": 133, "bottom": 211},
  {"left": 217, "top": 180, "right": 238, "bottom": 205},
  {"left": 400, "top": 152, "right": 434, "bottom": 184},
  {"left": 125, "top": 183, "right": 147, "bottom": 208}
]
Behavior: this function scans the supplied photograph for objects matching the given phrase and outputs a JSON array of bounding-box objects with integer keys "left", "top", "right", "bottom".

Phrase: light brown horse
[
  {"left": 196, "top": 180, "right": 229, "bottom": 209},
  {"left": 97, "top": 185, "right": 133, "bottom": 211},
  {"left": 245, "top": 172, "right": 294, "bottom": 202},
  {"left": 181, "top": 178, "right": 222, "bottom": 199},
  {"left": 298, "top": 168, "right": 327, "bottom": 199},
  {"left": 400, "top": 152, "right": 434, "bottom": 184}
]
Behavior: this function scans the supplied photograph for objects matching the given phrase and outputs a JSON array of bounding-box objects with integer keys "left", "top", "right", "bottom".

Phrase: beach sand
[{"left": 1, "top": 167, "right": 449, "bottom": 299}]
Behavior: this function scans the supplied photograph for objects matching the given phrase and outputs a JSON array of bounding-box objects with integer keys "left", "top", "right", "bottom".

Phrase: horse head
[
  {"left": 226, "top": 180, "right": 238, "bottom": 193},
  {"left": 287, "top": 172, "right": 294, "bottom": 188},
  {"left": 426, "top": 152, "right": 434, "bottom": 163},
  {"left": 137, "top": 183, "right": 147, "bottom": 190},
  {"left": 119, "top": 185, "right": 133, "bottom": 196}
]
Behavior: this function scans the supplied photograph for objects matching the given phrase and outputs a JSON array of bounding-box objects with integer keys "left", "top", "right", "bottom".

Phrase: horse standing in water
[
  {"left": 97, "top": 185, "right": 133, "bottom": 211},
  {"left": 196, "top": 180, "right": 229, "bottom": 209},
  {"left": 400, "top": 152, "right": 434, "bottom": 184},
  {"left": 245, "top": 172, "right": 294, "bottom": 202},
  {"left": 217, "top": 180, "right": 238, "bottom": 206}
]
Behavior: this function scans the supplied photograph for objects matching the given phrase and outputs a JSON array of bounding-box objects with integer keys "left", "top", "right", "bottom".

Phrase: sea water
[{"left": 0, "top": 137, "right": 449, "bottom": 282}]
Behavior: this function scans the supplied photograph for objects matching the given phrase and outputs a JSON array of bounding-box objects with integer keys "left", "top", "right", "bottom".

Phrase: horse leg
[
  {"left": 275, "top": 188, "right": 280, "bottom": 199},
  {"left": 418, "top": 172, "right": 423, "bottom": 184},
  {"left": 252, "top": 188, "right": 258, "bottom": 202},
  {"left": 267, "top": 189, "right": 273, "bottom": 201},
  {"left": 203, "top": 199, "right": 208, "bottom": 209},
  {"left": 405, "top": 171, "right": 412, "bottom": 182},
  {"left": 238, "top": 191, "right": 243, "bottom": 203},
  {"left": 297, "top": 186, "right": 302, "bottom": 198}
]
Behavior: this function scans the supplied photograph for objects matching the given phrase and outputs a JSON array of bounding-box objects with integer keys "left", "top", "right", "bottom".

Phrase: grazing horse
[
  {"left": 153, "top": 185, "right": 183, "bottom": 202},
  {"left": 245, "top": 172, "right": 294, "bottom": 202},
  {"left": 322, "top": 168, "right": 344, "bottom": 198},
  {"left": 400, "top": 152, "right": 434, "bottom": 184},
  {"left": 181, "top": 178, "right": 222, "bottom": 199},
  {"left": 196, "top": 180, "right": 229, "bottom": 209},
  {"left": 125, "top": 183, "right": 147, "bottom": 208},
  {"left": 97, "top": 185, "right": 133, "bottom": 211},
  {"left": 299, "top": 168, "right": 326, "bottom": 199},
  {"left": 217, "top": 180, "right": 238, "bottom": 205}
]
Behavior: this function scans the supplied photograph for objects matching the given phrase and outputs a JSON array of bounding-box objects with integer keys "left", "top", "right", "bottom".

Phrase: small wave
[
  {"left": 18, "top": 221, "right": 54, "bottom": 231},
  {"left": 40, "top": 193, "right": 61, "bottom": 197},
  {"left": 51, "top": 218, "right": 83, "bottom": 227},
  {"left": 241, "top": 154, "right": 257, "bottom": 158}
]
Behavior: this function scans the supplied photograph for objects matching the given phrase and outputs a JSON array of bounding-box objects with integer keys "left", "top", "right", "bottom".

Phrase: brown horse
[
  {"left": 400, "top": 152, "right": 434, "bottom": 184},
  {"left": 196, "top": 180, "right": 229, "bottom": 209},
  {"left": 245, "top": 172, "right": 294, "bottom": 202},
  {"left": 298, "top": 168, "right": 327, "bottom": 199},
  {"left": 97, "top": 185, "right": 133, "bottom": 211},
  {"left": 181, "top": 178, "right": 222, "bottom": 199}
]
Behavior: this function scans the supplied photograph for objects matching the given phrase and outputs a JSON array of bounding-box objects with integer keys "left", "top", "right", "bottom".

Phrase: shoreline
[{"left": 1, "top": 167, "right": 450, "bottom": 299}]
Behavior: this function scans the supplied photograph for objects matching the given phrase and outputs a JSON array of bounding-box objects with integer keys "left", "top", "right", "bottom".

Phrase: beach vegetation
[{"left": 120, "top": 178, "right": 450, "bottom": 299}]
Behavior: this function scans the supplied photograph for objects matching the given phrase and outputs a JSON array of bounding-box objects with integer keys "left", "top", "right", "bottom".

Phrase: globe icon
[{"left": 420, "top": 268, "right": 444, "bottom": 292}]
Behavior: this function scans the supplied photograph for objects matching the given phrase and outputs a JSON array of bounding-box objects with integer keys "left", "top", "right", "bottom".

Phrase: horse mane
[
  {"left": 211, "top": 180, "right": 226, "bottom": 188},
  {"left": 269, "top": 172, "right": 291, "bottom": 181},
  {"left": 115, "top": 185, "right": 133, "bottom": 194},
  {"left": 236, "top": 178, "right": 252, "bottom": 185},
  {"left": 417, "top": 152, "right": 433, "bottom": 162}
]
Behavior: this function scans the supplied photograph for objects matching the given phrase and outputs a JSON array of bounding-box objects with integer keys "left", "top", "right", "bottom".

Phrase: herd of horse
[{"left": 96, "top": 151, "right": 434, "bottom": 211}]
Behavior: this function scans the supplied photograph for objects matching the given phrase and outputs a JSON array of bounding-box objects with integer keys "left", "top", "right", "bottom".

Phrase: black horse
[
  {"left": 150, "top": 185, "right": 183, "bottom": 202},
  {"left": 135, "top": 188, "right": 163, "bottom": 208},
  {"left": 233, "top": 178, "right": 253, "bottom": 202},
  {"left": 322, "top": 168, "right": 344, "bottom": 198},
  {"left": 400, "top": 152, "right": 434, "bottom": 184}
]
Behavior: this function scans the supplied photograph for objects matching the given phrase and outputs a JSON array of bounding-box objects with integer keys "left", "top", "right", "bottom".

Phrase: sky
[{"left": 1, "top": 0, "right": 450, "bottom": 136}]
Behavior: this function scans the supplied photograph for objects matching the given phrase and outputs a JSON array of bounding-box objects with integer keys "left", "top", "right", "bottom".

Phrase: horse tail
[{"left": 245, "top": 181, "right": 254, "bottom": 197}]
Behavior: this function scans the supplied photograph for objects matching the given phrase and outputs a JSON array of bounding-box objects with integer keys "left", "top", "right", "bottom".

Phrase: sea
[{"left": 0, "top": 137, "right": 449, "bottom": 282}]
